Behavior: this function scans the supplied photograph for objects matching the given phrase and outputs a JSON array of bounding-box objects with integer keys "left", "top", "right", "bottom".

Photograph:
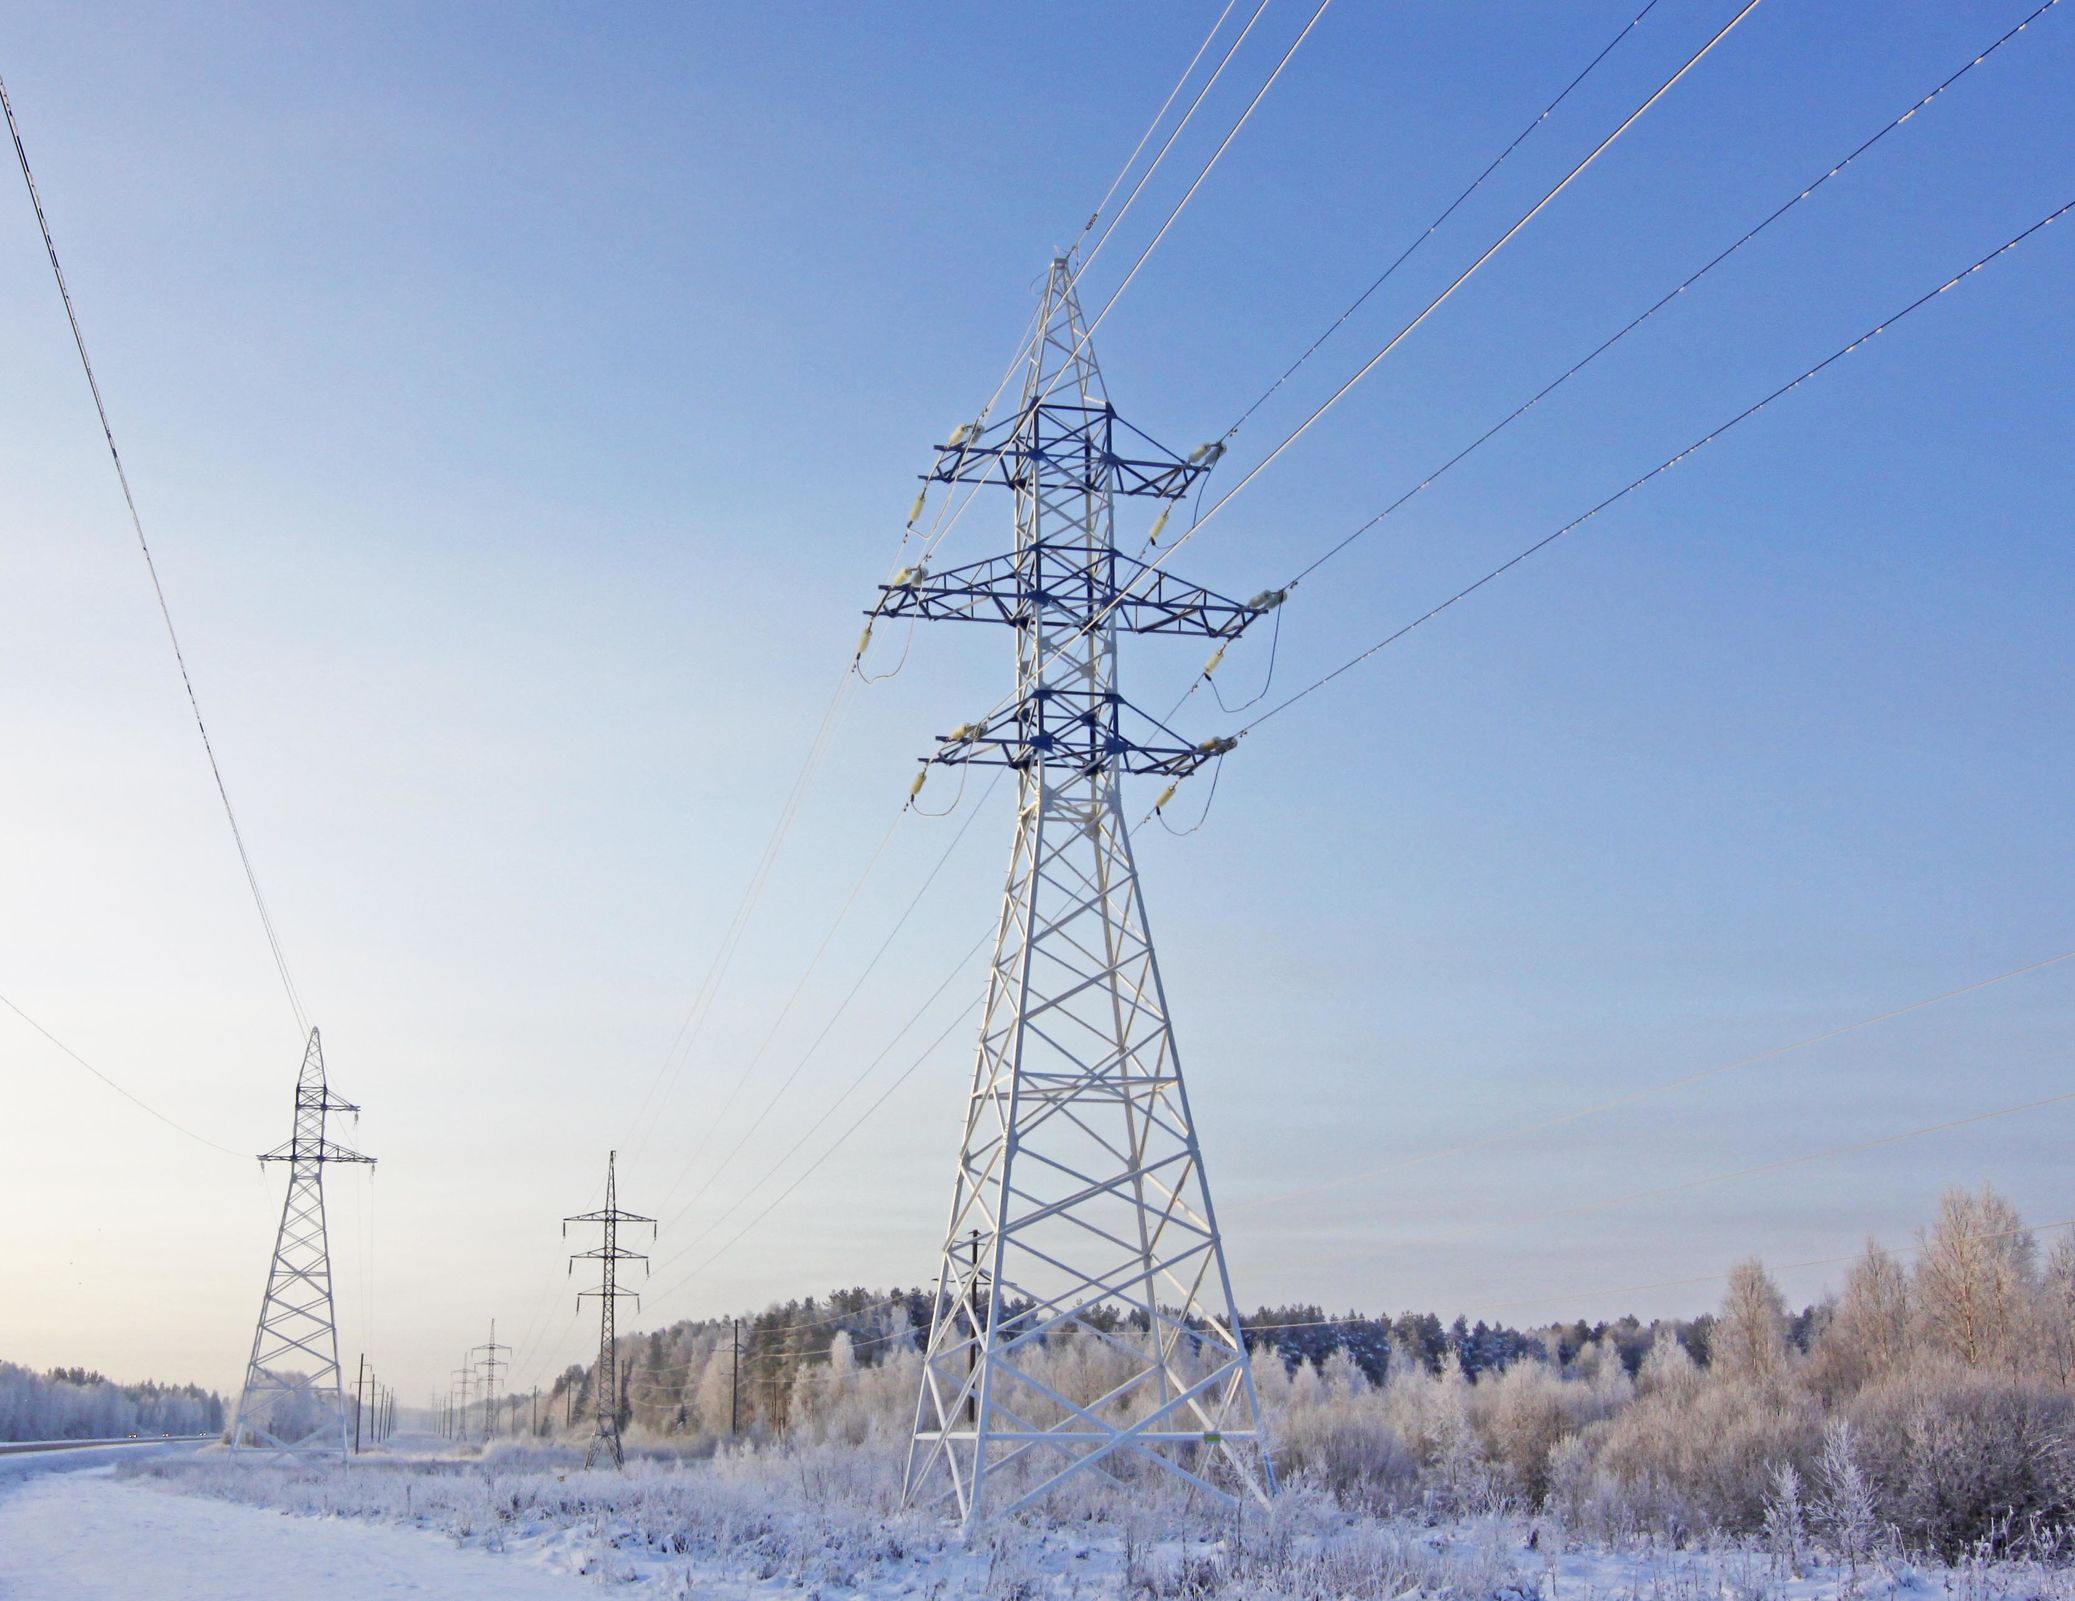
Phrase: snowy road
[{"left": 0, "top": 1467, "right": 595, "bottom": 1600}]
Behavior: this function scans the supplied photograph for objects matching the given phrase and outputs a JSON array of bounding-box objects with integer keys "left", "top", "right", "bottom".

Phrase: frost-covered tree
[
  {"left": 1716, "top": 1258, "right": 1792, "bottom": 1388},
  {"left": 1913, "top": 1184, "right": 2038, "bottom": 1372},
  {"left": 1811, "top": 1419, "right": 1879, "bottom": 1579},
  {"left": 1812, "top": 1241, "right": 1911, "bottom": 1397},
  {"left": 1762, "top": 1460, "right": 1809, "bottom": 1576},
  {"left": 2038, "top": 1234, "right": 2075, "bottom": 1390}
]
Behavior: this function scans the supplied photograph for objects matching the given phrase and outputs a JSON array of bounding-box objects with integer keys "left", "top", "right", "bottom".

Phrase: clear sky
[{"left": 1, "top": 1, "right": 2069, "bottom": 1411}]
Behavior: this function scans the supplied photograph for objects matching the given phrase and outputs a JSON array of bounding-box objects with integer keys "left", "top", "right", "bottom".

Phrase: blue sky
[{"left": 1, "top": 1, "right": 2069, "bottom": 1405}]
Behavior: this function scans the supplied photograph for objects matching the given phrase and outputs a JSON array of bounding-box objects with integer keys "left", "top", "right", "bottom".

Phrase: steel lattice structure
[
  {"left": 565, "top": 1150, "right": 652, "bottom": 1468},
  {"left": 882, "top": 256, "right": 1276, "bottom": 1526},
  {"left": 230, "top": 1028, "right": 373, "bottom": 1456}
]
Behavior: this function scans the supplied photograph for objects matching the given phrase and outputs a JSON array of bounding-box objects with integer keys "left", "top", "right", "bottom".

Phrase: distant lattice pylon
[
  {"left": 565, "top": 1151, "right": 653, "bottom": 1469},
  {"left": 875, "top": 255, "right": 1277, "bottom": 1526},
  {"left": 230, "top": 1028, "right": 373, "bottom": 1456}
]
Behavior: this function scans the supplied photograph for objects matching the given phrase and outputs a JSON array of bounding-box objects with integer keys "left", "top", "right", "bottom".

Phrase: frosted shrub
[
  {"left": 1848, "top": 1364, "right": 2075, "bottom": 1558},
  {"left": 1599, "top": 1368, "right": 1821, "bottom": 1533},
  {"left": 1474, "top": 1357, "right": 1609, "bottom": 1505},
  {"left": 1268, "top": 1375, "right": 1417, "bottom": 1507}
]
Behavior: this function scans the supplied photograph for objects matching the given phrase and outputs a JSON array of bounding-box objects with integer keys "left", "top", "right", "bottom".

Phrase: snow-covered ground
[
  {"left": 0, "top": 1454, "right": 595, "bottom": 1600},
  {"left": 39, "top": 1438, "right": 2069, "bottom": 1601}
]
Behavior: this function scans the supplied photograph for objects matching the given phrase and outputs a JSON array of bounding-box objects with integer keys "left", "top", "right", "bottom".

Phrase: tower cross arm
[
  {"left": 258, "top": 1138, "right": 375, "bottom": 1165},
  {"left": 563, "top": 1206, "right": 655, "bottom": 1226},
  {"left": 918, "top": 404, "right": 1210, "bottom": 500},
  {"left": 873, "top": 548, "right": 1278, "bottom": 641}
]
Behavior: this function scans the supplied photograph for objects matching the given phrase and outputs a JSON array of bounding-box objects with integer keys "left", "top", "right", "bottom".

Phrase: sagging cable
[
  {"left": 1155, "top": 752, "right": 1229, "bottom": 838},
  {"left": 1210, "top": 604, "right": 1285, "bottom": 715},
  {"left": 909, "top": 760, "right": 973, "bottom": 819}
]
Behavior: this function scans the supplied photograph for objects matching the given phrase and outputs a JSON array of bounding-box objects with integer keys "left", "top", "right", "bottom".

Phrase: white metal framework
[
  {"left": 886, "top": 257, "right": 1274, "bottom": 1524},
  {"left": 229, "top": 1028, "right": 371, "bottom": 1456}
]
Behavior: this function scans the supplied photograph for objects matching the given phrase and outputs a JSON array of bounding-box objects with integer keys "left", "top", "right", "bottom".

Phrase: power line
[
  {"left": 1466, "top": 1215, "right": 2075, "bottom": 1320},
  {"left": 0, "top": 990, "right": 247, "bottom": 1157},
  {"left": 1077, "top": 0, "right": 1277, "bottom": 271},
  {"left": 655, "top": 772, "right": 1002, "bottom": 1229},
  {"left": 622, "top": 669, "right": 855, "bottom": 1166},
  {"left": 663, "top": 924, "right": 995, "bottom": 1263},
  {"left": 648, "top": 804, "right": 905, "bottom": 1220},
  {"left": 650, "top": 0, "right": 1301, "bottom": 1164},
  {"left": 644, "top": 995, "right": 982, "bottom": 1315},
  {"left": 1152, "top": 0, "right": 2063, "bottom": 738},
  {"left": 948, "top": 0, "right": 1759, "bottom": 767},
  {"left": 1226, "top": 196, "right": 2075, "bottom": 744},
  {"left": 1221, "top": 0, "right": 1667, "bottom": 441},
  {"left": 1277, "top": 0, "right": 2065, "bottom": 593},
  {"left": 1033, "top": 0, "right": 1336, "bottom": 419},
  {"left": 1181, "top": 0, "right": 1767, "bottom": 540},
  {"left": 1233, "top": 946, "right": 2075, "bottom": 1212},
  {"left": 1537, "top": 1087, "right": 2075, "bottom": 1226},
  {"left": 2, "top": 73, "right": 308, "bottom": 1039}
]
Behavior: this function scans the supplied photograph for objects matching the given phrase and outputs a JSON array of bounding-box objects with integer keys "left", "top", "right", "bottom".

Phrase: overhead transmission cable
[
  {"left": 645, "top": 782, "right": 1204, "bottom": 1291},
  {"left": 661, "top": 921, "right": 997, "bottom": 1263},
  {"left": 2, "top": 75, "right": 308, "bottom": 1039},
  {"left": 887, "top": 0, "right": 1319, "bottom": 582},
  {"left": 1221, "top": 196, "right": 2075, "bottom": 745},
  {"left": 1153, "top": 0, "right": 2063, "bottom": 733},
  {"left": 1467, "top": 1214, "right": 2075, "bottom": 1320},
  {"left": 1076, "top": 0, "right": 1278, "bottom": 272},
  {"left": 1176, "top": 0, "right": 1768, "bottom": 544},
  {"left": 0, "top": 990, "right": 247, "bottom": 1157},
  {"left": 622, "top": 671, "right": 855, "bottom": 1165},
  {"left": 654, "top": 771, "right": 1003, "bottom": 1227},
  {"left": 643, "top": 995, "right": 984, "bottom": 1314},
  {"left": 1535, "top": 1087, "right": 2075, "bottom": 1227},
  {"left": 648, "top": 806, "right": 905, "bottom": 1213},
  {"left": 1075, "top": 0, "right": 1249, "bottom": 249},
  {"left": 965, "top": 0, "right": 1761, "bottom": 749},
  {"left": 636, "top": 0, "right": 1295, "bottom": 1199},
  {"left": 1280, "top": 0, "right": 2063, "bottom": 591},
  {"left": 1220, "top": 0, "right": 1667, "bottom": 442},
  {"left": 1026, "top": 0, "right": 1337, "bottom": 422},
  {"left": 1233, "top": 946, "right": 2075, "bottom": 1213},
  {"left": 665, "top": 0, "right": 1281, "bottom": 1168}
]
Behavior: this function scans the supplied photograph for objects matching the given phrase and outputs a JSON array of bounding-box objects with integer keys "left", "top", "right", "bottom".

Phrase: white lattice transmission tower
[
  {"left": 875, "top": 255, "right": 1277, "bottom": 1525},
  {"left": 230, "top": 1028, "right": 373, "bottom": 1456},
  {"left": 565, "top": 1150, "right": 653, "bottom": 1469}
]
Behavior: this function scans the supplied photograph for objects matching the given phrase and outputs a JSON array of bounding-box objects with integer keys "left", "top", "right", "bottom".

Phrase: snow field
[
  {"left": 113, "top": 1441, "right": 2075, "bottom": 1601},
  {"left": 0, "top": 1465, "right": 593, "bottom": 1600}
]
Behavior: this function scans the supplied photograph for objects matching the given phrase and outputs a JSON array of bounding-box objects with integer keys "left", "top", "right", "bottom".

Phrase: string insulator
[
  {"left": 1245, "top": 587, "right": 1289, "bottom": 612},
  {"left": 1147, "top": 504, "right": 1172, "bottom": 545},
  {"left": 1153, "top": 783, "right": 1179, "bottom": 814},
  {"left": 909, "top": 770, "right": 929, "bottom": 800},
  {"left": 1194, "top": 735, "right": 1237, "bottom": 757},
  {"left": 1201, "top": 645, "right": 1226, "bottom": 680},
  {"left": 1188, "top": 440, "right": 1227, "bottom": 467},
  {"left": 854, "top": 624, "right": 874, "bottom": 660},
  {"left": 907, "top": 489, "right": 928, "bottom": 526}
]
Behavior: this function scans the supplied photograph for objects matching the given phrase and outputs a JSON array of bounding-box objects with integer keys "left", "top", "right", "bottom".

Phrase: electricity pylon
[
  {"left": 472, "top": 1321, "right": 510, "bottom": 1442},
  {"left": 877, "top": 255, "right": 1277, "bottom": 1526},
  {"left": 230, "top": 1028, "right": 373, "bottom": 1456},
  {"left": 565, "top": 1151, "right": 652, "bottom": 1468}
]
